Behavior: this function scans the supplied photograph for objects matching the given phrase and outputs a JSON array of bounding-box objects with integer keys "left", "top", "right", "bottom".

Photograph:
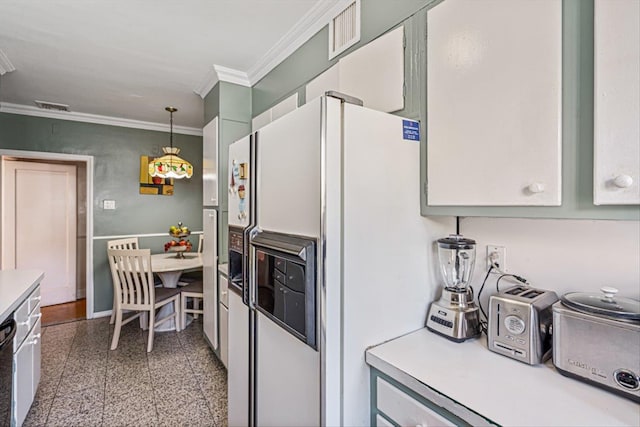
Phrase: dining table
[{"left": 151, "top": 252, "right": 203, "bottom": 332}]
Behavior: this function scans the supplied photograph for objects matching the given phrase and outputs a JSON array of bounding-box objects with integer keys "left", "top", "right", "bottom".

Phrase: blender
[{"left": 426, "top": 234, "right": 481, "bottom": 342}]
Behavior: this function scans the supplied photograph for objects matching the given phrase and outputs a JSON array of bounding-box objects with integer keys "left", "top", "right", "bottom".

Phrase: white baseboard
[{"left": 92, "top": 310, "right": 112, "bottom": 319}]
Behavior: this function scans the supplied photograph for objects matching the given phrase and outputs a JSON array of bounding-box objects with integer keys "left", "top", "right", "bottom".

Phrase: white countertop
[
  {"left": 366, "top": 328, "right": 640, "bottom": 427},
  {"left": 0, "top": 269, "right": 44, "bottom": 322}
]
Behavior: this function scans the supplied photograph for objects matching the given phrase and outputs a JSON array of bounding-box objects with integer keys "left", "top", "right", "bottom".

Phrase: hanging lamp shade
[{"left": 148, "top": 107, "right": 193, "bottom": 179}]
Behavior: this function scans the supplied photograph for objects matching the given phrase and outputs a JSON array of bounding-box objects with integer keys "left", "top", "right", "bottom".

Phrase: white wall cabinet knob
[
  {"left": 613, "top": 174, "right": 633, "bottom": 188},
  {"left": 527, "top": 182, "right": 545, "bottom": 193}
]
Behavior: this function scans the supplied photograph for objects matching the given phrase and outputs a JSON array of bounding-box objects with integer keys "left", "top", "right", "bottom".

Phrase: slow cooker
[{"left": 552, "top": 286, "right": 640, "bottom": 402}]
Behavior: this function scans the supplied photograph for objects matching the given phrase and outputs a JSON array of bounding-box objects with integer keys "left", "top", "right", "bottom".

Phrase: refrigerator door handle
[{"left": 246, "top": 227, "right": 259, "bottom": 309}]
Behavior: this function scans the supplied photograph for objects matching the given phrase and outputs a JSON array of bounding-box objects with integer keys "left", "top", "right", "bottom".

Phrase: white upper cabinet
[
  {"left": 338, "top": 26, "right": 405, "bottom": 113},
  {"left": 203, "top": 117, "right": 218, "bottom": 206},
  {"left": 593, "top": 0, "right": 640, "bottom": 205},
  {"left": 305, "top": 26, "right": 405, "bottom": 113},
  {"left": 426, "top": 0, "right": 562, "bottom": 206}
]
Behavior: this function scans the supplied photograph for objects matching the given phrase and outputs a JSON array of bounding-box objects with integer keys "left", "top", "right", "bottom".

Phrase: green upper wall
[{"left": 0, "top": 113, "right": 204, "bottom": 235}]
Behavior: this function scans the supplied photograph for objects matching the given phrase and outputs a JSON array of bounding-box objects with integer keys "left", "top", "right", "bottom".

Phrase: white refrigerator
[{"left": 231, "top": 94, "right": 450, "bottom": 426}]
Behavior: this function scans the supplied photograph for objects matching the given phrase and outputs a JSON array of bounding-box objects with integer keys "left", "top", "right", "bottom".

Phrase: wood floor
[{"left": 41, "top": 299, "right": 86, "bottom": 326}]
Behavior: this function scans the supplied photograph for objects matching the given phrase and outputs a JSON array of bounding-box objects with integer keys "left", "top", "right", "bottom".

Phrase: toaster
[{"left": 488, "top": 285, "right": 559, "bottom": 365}]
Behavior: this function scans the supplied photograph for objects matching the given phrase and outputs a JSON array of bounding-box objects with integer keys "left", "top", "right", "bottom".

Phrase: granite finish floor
[{"left": 23, "top": 317, "right": 227, "bottom": 427}]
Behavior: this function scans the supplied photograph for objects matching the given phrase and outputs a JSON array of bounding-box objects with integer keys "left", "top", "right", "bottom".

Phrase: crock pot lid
[
  {"left": 561, "top": 289, "right": 640, "bottom": 320},
  {"left": 437, "top": 234, "right": 476, "bottom": 249}
]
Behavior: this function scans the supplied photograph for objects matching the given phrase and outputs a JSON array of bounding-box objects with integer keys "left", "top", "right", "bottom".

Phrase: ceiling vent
[
  {"left": 329, "top": 0, "right": 361, "bottom": 60},
  {"left": 34, "top": 100, "right": 70, "bottom": 112}
]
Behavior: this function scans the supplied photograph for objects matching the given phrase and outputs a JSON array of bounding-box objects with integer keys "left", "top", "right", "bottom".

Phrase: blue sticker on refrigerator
[{"left": 402, "top": 120, "right": 420, "bottom": 141}]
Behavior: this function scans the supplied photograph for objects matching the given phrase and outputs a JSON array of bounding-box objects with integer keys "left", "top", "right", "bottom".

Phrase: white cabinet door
[
  {"left": 593, "top": 0, "right": 640, "bottom": 205},
  {"left": 203, "top": 117, "right": 219, "bottom": 206},
  {"left": 12, "top": 332, "right": 33, "bottom": 427},
  {"left": 202, "top": 209, "right": 218, "bottom": 349},
  {"left": 427, "top": 0, "right": 562, "bottom": 206},
  {"left": 339, "top": 26, "right": 405, "bottom": 113},
  {"left": 31, "top": 318, "right": 41, "bottom": 397}
]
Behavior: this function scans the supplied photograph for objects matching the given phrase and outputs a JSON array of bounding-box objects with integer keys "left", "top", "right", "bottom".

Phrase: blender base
[{"left": 426, "top": 290, "right": 481, "bottom": 342}]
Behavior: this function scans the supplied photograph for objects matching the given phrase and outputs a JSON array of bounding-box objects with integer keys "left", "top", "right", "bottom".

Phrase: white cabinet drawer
[
  {"left": 376, "top": 414, "right": 394, "bottom": 427},
  {"left": 13, "top": 297, "right": 30, "bottom": 348},
  {"left": 28, "top": 286, "right": 41, "bottom": 314},
  {"left": 219, "top": 274, "right": 229, "bottom": 308},
  {"left": 377, "top": 377, "right": 456, "bottom": 427}
]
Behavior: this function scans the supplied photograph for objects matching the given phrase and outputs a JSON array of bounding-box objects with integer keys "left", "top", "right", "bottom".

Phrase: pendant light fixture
[{"left": 148, "top": 107, "right": 193, "bottom": 179}]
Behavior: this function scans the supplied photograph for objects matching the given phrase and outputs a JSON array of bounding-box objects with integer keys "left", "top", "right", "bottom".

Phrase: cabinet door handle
[
  {"left": 613, "top": 174, "right": 633, "bottom": 188},
  {"left": 29, "top": 333, "right": 41, "bottom": 345},
  {"left": 18, "top": 320, "right": 29, "bottom": 327},
  {"left": 527, "top": 183, "right": 545, "bottom": 193}
]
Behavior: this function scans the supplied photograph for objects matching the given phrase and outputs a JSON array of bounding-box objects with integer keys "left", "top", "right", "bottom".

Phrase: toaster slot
[
  {"left": 521, "top": 289, "right": 543, "bottom": 299},
  {"left": 496, "top": 303, "right": 501, "bottom": 336},
  {"left": 505, "top": 286, "right": 527, "bottom": 295}
]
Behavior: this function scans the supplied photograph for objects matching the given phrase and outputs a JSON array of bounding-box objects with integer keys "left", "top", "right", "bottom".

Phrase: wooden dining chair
[
  {"left": 107, "top": 238, "right": 139, "bottom": 325},
  {"left": 180, "top": 281, "right": 204, "bottom": 330},
  {"left": 107, "top": 248, "right": 181, "bottom": 352}
]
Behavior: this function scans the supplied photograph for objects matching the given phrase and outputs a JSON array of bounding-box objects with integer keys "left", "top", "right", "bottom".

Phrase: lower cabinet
[
  {"left": 13, "top": 286, "right": 41, "bottom": 427},
  {"left": 375, "top": 376, "right": 456, "bottom": 427},
  {"left": 370, "top": 369, "right": 496, "bottom": 427}
]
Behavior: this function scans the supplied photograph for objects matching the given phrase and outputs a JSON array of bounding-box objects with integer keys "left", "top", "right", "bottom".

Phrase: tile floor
[{"left": 23, "top": 317, "right": 227, "bottom": 427}]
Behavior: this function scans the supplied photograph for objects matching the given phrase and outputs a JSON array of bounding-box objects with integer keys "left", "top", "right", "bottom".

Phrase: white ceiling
[{"left": 0, "top": 0, "right": 341, "bottom": 129}]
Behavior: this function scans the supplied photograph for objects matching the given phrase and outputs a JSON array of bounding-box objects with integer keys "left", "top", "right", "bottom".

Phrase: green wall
[
  {"left": 0, "top": 113, "right": 203, "bottom": 312},
  {"left": 250, "top": 0, "right": 638, "bottom": 221}
]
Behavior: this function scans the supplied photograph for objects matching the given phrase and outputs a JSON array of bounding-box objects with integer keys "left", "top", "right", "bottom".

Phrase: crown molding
[
  {"left": 0, "top": 102, "right": 203, "bottom": 136},
  {"left": 194, "top": 65, "right": 251, "bottom": 99},
  {"left": 194, "top": 66, "right": 219, "bottom": 99},
  {"left": 247, "top": 0, "right": 353, "bottom": 84},
  {"left": 0, "top": 49, "right": 16, "bottom": 75},
  {"left": 214, "top": 65, "right": 251, "bottom": 87}
]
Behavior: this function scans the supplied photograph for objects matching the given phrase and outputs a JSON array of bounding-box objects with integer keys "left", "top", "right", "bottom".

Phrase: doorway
[{"left": 0, "top": 150, "right": 94, "bottom": 321}]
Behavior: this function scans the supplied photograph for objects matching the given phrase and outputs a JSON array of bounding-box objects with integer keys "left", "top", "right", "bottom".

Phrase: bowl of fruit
[
  {"left": 165, "top": 222, "right": 193, "bottom": 258},
  {"left": 169, "top": 221, "right": 191, "bottom": 238}
]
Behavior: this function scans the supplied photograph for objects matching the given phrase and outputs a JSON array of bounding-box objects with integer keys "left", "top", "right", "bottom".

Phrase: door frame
[{"left": 0, "top": 149, "right": 95, "bottom": 318}]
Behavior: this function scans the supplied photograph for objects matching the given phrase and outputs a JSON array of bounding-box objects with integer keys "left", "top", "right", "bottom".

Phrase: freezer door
[
  {"left": 228, "top": 136, "right": 251, "bottom": 228},
  {"left": 255, "top": 311, "right": 320, "bottom": 427},
  {"left": 256, "top": 98, "right": 322, "bottom": 239},
  {"left": 228, "top": 291, "right": 249, "bottom": 427}
]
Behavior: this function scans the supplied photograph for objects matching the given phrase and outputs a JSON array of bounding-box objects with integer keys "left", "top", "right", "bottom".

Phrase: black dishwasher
[{"left": 0, "top": 318, "right": 16, "bottom": 427}]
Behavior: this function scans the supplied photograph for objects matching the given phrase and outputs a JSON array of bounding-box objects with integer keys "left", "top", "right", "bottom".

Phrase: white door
[
  {"left": 202, "top": 209, "right": 218, "bottom": 349},
  {"left": 2, "top": 161, "right": 77, "bottom": 306}
]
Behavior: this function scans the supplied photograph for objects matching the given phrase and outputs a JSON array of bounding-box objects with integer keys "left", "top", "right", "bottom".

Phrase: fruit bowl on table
[{"left": 167, "top": 245, "right": 191, "bottom": 258}]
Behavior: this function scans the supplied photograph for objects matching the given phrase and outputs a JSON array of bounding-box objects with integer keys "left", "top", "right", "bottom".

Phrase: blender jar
[{"left": 437, "top": 234, "right": 476, "bottom": 291}]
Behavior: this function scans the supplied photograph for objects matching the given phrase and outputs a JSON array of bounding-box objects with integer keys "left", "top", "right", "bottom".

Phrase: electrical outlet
[
  {"left": 103, "top": 200, "right": 116, "bottom": 210},
  {"left": 486, "top": 245, "right": 506, "bottom": 272}
]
